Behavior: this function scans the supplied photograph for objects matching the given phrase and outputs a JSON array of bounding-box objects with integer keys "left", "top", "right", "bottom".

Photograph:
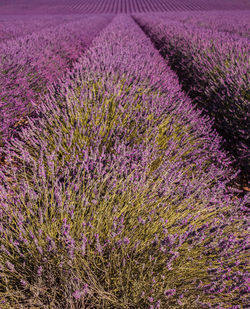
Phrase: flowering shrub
[
  {"left": 134, "top": 14, "right": 250, "bottom": 178},
  {"left": 0, "top": 16, "right": 248, "bottom": 308}
]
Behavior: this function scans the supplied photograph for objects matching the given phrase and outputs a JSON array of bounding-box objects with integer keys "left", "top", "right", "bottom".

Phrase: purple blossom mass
[{"left": 0, "top": 1, "right": 249, "bottom": 308}]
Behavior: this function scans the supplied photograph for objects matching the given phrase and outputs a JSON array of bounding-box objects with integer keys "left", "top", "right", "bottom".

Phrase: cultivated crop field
[{"left": 0, "top": 1, "right": 249, "bottom": 308}]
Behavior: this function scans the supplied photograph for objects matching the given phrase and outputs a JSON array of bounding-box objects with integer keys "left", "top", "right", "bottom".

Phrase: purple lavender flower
[{"left": 72, "top": 290, "right": 82, "bottom": 299}]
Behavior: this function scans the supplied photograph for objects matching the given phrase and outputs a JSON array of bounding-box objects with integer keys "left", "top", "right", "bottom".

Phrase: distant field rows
[
  {"left": 63, "top": 0, "right": 207, "bottom": 14},
  {"left": 0, "top": 0, "right": 249, "bottom": 14}
]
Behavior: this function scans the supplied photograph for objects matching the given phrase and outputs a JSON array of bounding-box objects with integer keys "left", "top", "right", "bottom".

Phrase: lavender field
[{"left": 0, "top": 1, "right": 249, "bottom": 308}]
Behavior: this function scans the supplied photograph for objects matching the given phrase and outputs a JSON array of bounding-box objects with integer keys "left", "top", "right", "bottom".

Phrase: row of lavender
[
  {"left": 155, "top": 10, "right": 250, "bottom": 38},
  {"left": 0, "top": 15, "right": 82, "bottom": 44},
  {"left": 134, "top": 14, "right": 249, "bottom": 179},
  {"left": 0, "top": 16, "right": 248, "bottom": 308},
  {"left": 0, "top": 14, "right": 113, "bottom": 147}
]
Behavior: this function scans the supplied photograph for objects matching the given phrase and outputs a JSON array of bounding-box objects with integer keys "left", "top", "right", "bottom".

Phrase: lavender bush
[
  {"left": 0, "top": 16, "right": 248, "bottom": 308},
  {"left": 134, "top": 14, "right": 250, "bottom": 180}
]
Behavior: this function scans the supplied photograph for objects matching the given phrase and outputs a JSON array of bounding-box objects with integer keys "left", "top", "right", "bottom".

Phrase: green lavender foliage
[{"left": 0, "top": 15, "right": 248, "bottom": 309}]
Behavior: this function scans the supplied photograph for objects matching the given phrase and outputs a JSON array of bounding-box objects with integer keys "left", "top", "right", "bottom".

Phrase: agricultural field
[{"left": 0, "top": 1, "right": 249, "bottom": 308}]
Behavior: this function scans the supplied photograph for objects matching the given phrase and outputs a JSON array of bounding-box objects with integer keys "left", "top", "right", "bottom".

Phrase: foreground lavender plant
[{"left": 0, "top": 15, "right": 249, "bottom": 308}]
